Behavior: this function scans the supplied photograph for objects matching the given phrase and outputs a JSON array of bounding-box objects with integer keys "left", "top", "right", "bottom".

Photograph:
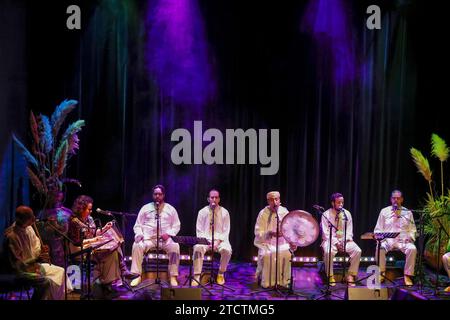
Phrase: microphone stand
[
  {"left": 206, "top": 205, "right": 234, "bottom": 292},
  {"left": 314, "top": 207, "right": 343, "bottom": 300},
  {"left": 341, "top": 209, "right": 349, "bottom": 285},
  {"left": 40, "top": 220, "right": 77, "bottom": 300},
  {"left": 251, "top": 206, "right": 289, "bottom": 297},
  {"left": 131, "top": 202, "right": 168, "bottom": 295}
]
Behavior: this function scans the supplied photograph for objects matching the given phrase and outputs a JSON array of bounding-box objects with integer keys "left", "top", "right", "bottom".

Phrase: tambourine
[{"left": 280, "top": 210, "right": 319, "bottom": 247}]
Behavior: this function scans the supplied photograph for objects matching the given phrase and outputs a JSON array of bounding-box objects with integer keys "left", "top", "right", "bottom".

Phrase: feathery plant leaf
[
  {"left": 39, "top": 115, "right": 53, "bottom": 154},
  {"left": 54, "top": 140, "right": 68, "bottom": 177},
  {"left": 67, "top": 134, "right": 80, "bottom": 155},
  {"left": 410, "top": 148, "right": 432, "bottom": 182},
  {"left": 61, "top": 120, "right": 85, "bottom": 142},
  {"left": 29, "top": 111, "right": 40, "bottom": 147},
  {"left": 26, "top": 167, "right": 46, "bottom": 194},
  {"left": 12, "top": 134, "right": 39, "bottom": 169},
  {"left": 431, "top": 133, "right": 449, "bottom": 162},
  {"left": 51, "top": 99, "right": 78, "bottom": 139}
]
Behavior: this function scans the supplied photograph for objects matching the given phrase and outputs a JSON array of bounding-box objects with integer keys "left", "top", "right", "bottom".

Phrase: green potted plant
[{"left": 410, "top": 134, "right": 450, "bottom": 270}]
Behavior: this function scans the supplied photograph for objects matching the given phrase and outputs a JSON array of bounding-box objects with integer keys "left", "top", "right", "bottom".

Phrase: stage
[{"left": 7, "top": 261, "right": 444, "bottom": 301}]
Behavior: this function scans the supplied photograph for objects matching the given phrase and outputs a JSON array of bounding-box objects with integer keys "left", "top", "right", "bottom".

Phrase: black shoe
[{"left": 122, "top": 270, "right": 140, "bottom": 280}]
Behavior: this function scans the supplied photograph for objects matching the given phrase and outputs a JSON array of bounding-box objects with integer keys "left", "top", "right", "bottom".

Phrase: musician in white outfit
[
  {"left": 320, "top": 193, "right": 361, "bottom": 286},
  {"left": 254, "top": 191, "right": 295, "bottom": 288},
  {"left": 130, "top": 185, "right": 181, "bottom": 287},
  {"left": 3, "top": 206, "right": 68, "bottom": 300},
  {"left": 192, "top": 189, "right": 232, "bottom": 286},
  {"left": 375, "top": 190, "right": 417, "bottom": 286}
]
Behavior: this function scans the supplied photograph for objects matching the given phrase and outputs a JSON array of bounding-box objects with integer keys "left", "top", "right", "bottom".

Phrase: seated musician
[
  {"left": 320, "top": 193, "right": 361, "bottom": 286},
  {"left": 3, "top": 206, "right": 67, "bottom": 299},
  {"left": 374, "top": 190, "right": 417, "bottom": 286},
  {"left": 192, "top": 189, "right": 232, "bottom": 286},
  {"left": 68, "top": 195, "right": 135, "bottom": 298},
  {"left": 130, "top": 185, "right": 181, "bottom": 287},
  {"left": 254, "top": 191, "right": 295, "bottom": 288}
]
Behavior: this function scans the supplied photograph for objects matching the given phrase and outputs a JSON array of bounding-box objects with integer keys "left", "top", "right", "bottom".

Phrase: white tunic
[
  {"left": 196, "top": 206, "right": 231, "bottom": 243},
  {"left": 375, "top": 206, "right": 416, "bottom": 244},
  {"left": 133, "top": 202, "right": 181, "bottom": 241},
  {"left": 254, "top": 206, "right": 290, "bottom": 254},
  {"left": 321, "top": 208, "right": 355, "bottom": 246}
]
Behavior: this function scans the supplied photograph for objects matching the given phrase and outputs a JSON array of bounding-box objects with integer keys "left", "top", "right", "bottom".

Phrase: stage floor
[{"left": 64, "top": 262, "right": 450, "bottom": 301}]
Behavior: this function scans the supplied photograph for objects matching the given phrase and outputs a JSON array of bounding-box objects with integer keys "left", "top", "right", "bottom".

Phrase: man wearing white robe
[
  {"left": 4, "top": 206, "right": 68, "bottom": 300},
  {"left": 320, "top": 193, "right": 361, "bottom": 286},
  {"left": 254, "top": 191, "right": 295, "bottom": 288},
  {"left": 375, "top": 190, "right": 417, "bottom": 286},
  {"left": 130, "top": 185, "right": 181, "bottom": 287},
  {"left": 192, "top": 189, "right": 232, "bottom": 286}
]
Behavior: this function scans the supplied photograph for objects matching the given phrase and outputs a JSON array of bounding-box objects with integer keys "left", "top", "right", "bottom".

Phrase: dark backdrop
[{"left": 1, "top": 0, "right": 449, "bottom": 261}]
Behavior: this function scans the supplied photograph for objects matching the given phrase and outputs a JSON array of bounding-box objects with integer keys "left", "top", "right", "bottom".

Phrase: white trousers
[
  {"left": 131, "top": 239, "right": 180, "bottom": 276},
  {"left": 321, "top": 241, "right": 362, "bottom": 277},
  {"left": 193, "top": 242, "right": 232, "bottom": 275},
  {"left": 41, "top": 263, "right": 67, "bottom": 300},
  {"left": 376, "top": 240, "right": 417, "bottom": 276}
]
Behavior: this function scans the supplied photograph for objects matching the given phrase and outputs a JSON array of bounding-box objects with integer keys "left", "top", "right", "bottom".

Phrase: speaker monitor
[
  {"left": 161, "top": 288, "right": 202, "bottom": 300},
  {"left": 346, "top": 287, "right": 389, "bottom": 300}
]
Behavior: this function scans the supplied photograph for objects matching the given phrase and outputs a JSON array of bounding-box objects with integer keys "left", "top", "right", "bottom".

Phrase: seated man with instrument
[
  {"left": 68, "top": 195, "right": 135, "bottom": 298},
  {"left": 320, "top": 193, "right": 362, "bottom": 286},
  {"left": 130, "top": 185, "right": 181, "bottom": 287},
  {"left": 375, "top": 190, "right": 417, "bottom": 286},
  {"left": 254, "top": 191, "right": 295, "bottom": 288},
  {"left": 3, "top": 206, "right": 67, "bottom": 299},
  {"left": 192, "top": 189, "right": 232, "bottom": 286}
]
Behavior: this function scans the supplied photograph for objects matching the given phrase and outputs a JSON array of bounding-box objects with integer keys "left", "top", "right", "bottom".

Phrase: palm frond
[
  {"left": 39, "top": 115, "right": 53, "bottom": 154},
  {"left": 50, "top": 99, "right": 78, "bottom": 139},
  {"left": 26, "top": 167, "right": 46, "bottom": 194},
  {"left": 431, "top": 133, "right": 449, "bottom": 162},
  {"left": 29, "top": 111, "right": 40, "bottom": 146},
  {"left": 67, "top": 133, "right": 80, "bottom": 155},
  {"left": 410, "top": 148, "right": 432, "bottom": 182},
  {"left": 12, "top": 134, "right": 39, "bottom": 169},
  {"left": 61, "top": 120, "right": 85, "bottom": 142},
  {"left": 54, "top": 140, "right": 68, "bottom": 177}
]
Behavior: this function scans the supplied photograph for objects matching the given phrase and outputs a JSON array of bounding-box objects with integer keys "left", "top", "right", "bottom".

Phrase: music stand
[
  {"left": 355, "top": 232, "right": 399, "bottom": 287},
  {"left": 314, "top": 209, "right": 343, "bottom": 300},
  {"left": 69, "top": 238, "right": 114, "bottom": 300},
  {"left": 169, "top": 236, "right": 213, "bottom": 295}
]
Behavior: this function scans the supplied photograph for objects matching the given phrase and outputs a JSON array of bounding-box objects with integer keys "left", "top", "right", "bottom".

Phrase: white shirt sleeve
[
  {"left": 133, "top": 205, "right": 147, "bottom": 237},
  {"left": 166, "top": 206, "right": 180, "bottom": 236}
]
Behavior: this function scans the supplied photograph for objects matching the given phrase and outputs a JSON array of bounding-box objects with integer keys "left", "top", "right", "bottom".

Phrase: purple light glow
[
  {"left": 145, "top": 0, "right": 216, "bottom": 109},
  {"left": 301, "top": 0, "right": 359, "bottom": 83}
]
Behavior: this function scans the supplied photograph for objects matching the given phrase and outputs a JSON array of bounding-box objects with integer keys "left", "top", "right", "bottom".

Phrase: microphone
[
  {"left": 313, "top": 205, "right": 325, "bottom": 212},
  {"left": 96, "top": 208, "right": 112, "bottom": 216}
]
